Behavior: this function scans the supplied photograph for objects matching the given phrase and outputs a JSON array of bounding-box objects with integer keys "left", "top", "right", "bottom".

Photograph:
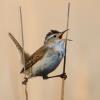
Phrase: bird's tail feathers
[{"left": 9, "top": 33, "right": 30, "bottom": 63}]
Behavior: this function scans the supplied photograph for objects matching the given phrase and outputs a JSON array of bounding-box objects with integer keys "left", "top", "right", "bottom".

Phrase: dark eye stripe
[
  {"left": 46, "top": 34, "right": 55, "bottom": 40},
  {"left": 46, "top": 32, "right": 55, "bottom": 37},
  {"left": 45, "top": 33, "right": 55, "bottom": 39}
]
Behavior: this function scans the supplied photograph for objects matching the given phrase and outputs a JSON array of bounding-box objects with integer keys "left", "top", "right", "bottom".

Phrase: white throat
[{"left": 47, "top": 39, "right": 65, "bottom": 54}]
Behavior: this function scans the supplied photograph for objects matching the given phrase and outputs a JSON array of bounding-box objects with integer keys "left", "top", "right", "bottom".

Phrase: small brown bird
[{"left": 9, "top": 29, "right": 71, "bottom": 84}]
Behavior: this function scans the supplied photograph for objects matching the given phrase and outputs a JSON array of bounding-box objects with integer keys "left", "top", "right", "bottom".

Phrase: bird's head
[{"left": 44, "top": 29, "right": 70, "bottom": 44}]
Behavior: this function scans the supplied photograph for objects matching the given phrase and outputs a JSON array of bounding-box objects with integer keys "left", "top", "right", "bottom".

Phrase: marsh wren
[{"left": 9, "top": 29, "right": 71, "bottom": 84}]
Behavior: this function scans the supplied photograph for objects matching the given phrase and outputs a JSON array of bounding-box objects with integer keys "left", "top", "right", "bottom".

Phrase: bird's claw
[
  {"left": 22, "top": 77, "right": 28, "bottom": 85},
  {"left": 60, "top": 73, "right": 67, "bottom": 80}
]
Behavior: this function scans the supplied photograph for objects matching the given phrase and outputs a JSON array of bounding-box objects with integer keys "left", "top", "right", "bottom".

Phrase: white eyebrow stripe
[{"left": 47, "top": 34, "right": 55, "bottom": 40}]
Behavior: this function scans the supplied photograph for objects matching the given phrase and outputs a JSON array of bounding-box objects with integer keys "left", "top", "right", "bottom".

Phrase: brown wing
[
  {"left": 9, "top": 33, "right": 30, "bottom": 62},
  {"left": 20, "top": 46, "right": 48, "bottom": 73}
]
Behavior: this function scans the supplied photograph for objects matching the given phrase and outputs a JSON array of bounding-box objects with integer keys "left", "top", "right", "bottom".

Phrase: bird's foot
[
  {"left": 43, "top": 73, "right": 67, "bottom": 80},
  {"left": 59, "top": 73, "right": 67, "bottom": 80},
  {"left": 22, "top": 77, "right": 28, "bottom": 85}
]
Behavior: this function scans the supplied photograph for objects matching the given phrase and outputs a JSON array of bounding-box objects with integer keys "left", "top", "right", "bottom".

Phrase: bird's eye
[{"left": 54, "top": 35, "right": 56, "bottom": 37}]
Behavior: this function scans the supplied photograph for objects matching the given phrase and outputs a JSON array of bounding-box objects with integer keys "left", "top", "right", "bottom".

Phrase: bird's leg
[
  {"left": 48, "top": 73, "right": 67, "bottom": 80},
  {"left": 22, "top": 77, "right": 28, "bottom": 85},
  {"left": 43, "top": 73, "right": 67, "bottom": 80},
  {"left": 22, "top": 69, "right": 33, "bottom": 85}
]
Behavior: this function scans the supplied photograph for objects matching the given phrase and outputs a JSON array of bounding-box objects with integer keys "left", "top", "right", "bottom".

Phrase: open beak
[
  {"left": 59, "top": 29, "right": 69, "bottom": 39},
  {"left": 59, "top": 29, "right": 72, "bottom": 41}
]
